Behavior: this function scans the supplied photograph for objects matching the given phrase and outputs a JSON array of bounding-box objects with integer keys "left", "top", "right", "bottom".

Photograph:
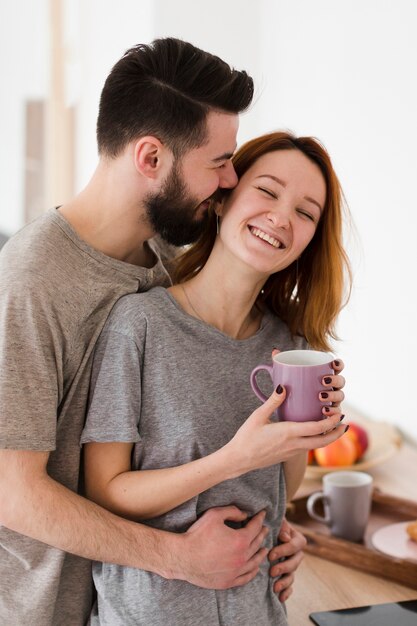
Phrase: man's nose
[{"left": 219, "top": 162, "right": 238, "bottom": 189}]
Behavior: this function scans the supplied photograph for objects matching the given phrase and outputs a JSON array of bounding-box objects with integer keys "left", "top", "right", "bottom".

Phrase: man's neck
[{"left": 59, "top": 161, "right": 156, "bottom": 268}]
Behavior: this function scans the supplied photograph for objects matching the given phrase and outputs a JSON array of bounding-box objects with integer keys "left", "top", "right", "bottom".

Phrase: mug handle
[
  {"left": 250, "top": 364, "right": 274, "bottom": 403},
  {"left": 306, "top": 491, "right": 331, "bottom": 525}
]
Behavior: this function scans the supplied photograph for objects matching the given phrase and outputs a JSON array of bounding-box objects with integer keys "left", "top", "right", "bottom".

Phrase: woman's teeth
[{"left": 249, "top": 227, "right": 282, "bottom": 249}]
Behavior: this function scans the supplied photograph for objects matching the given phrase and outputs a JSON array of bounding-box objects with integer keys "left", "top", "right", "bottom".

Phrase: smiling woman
[
  {"left": 175, "top": 130, "right": 351, "bottom": 351},
  {"left": 80, "top": 129, "right": 350, "bottom": 626},
  {"left": 216, "top": 149, "right": 325, "bottom": 277}
]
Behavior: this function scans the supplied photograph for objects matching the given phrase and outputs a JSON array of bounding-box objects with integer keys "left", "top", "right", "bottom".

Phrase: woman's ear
[
  {"left": 215, "top": 197, "right": 226, "bottom": 217},
  {"left": 133, "top": 136, "right": 172, "bottom": 179}
]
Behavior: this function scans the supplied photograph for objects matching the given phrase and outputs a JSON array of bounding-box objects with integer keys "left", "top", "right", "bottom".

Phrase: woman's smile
[{"left": 248, "top": 225, "right": 285, "bottom": 249}]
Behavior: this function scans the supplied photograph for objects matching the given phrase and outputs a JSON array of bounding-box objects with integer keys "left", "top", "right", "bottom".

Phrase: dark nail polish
[
  {"left": 276, "top": 384, "right": 283, "bottom": 394},
  {"left": 334, "top": 360, "right": 340, "bottom": 367},
  {"left": 324, "top": 406, "right": 331, "bottom": 413},
  {"left": 321, "top": 392, "right": 329, "bottom": 399},
  {"left": 344, "top": 425, "right": 350, "bottom": 433},
  {"left": 324, "top": 377, "right": 332, "bottom": 385},
  {"left": 339, "top": 414, "right": 345, "bottom": 422}
]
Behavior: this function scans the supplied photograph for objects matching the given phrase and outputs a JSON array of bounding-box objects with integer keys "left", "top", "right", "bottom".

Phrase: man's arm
[
  {"left": 0, "top": 392, "right": 345, "bottom": 589},
  {"left": 0, "top": 448, "right": 268, "bottom": 589}
]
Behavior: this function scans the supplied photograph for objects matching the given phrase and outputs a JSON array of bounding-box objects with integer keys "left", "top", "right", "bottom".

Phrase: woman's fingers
[
  {"left": 303, "top": 423, "right": 348, "bottom": 450},
  {"left": 319, "top": 388, "right": 344, "bottom": 407},
  {"left": 292, "top": 413, "right": 343, "bottom": 438},
  {"left": 320, "top": 374, "right": 345, "bottom": 408},
  {"left": 321, "top": 374, "right": 345, "bottom": 390}
]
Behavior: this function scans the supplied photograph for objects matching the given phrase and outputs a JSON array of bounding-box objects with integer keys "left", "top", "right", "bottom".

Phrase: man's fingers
[
  {"left": 227, "top": 545, "right": 269, "bottom": 588},
  {"left": 248, "top": 523, "right": 270, "bottom": 555},
  {"left": 213, "top": 505, "right": 249, "bottom": 523},
  {"left": 231, "top": 568, "right": 260, "bottom": 588},
  {"left": 245, "top": 509, "right": 266, "bottom": 532}
]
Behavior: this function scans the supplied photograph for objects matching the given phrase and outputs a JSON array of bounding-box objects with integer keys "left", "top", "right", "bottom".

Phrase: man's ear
[{"left": 133, "top": 136, "right": 172, "bottom": 179}]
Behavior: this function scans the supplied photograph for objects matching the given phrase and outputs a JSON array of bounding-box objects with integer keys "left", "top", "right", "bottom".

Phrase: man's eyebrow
[
  {"left": 256, "top": 175, "right": 323, "bottom": 212},
  {"left": 212, "top": 149, "right": 236, "bottom": 163}
]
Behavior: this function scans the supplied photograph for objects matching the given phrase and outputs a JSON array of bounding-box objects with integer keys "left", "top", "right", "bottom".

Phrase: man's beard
[{"left": 144, "top": 162, "right": 211, "bottom": 246}]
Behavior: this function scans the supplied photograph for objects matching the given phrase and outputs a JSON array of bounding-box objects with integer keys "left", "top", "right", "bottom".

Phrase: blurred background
[{"left": 1, "top": 0, "right": 416, "bottom": 440}]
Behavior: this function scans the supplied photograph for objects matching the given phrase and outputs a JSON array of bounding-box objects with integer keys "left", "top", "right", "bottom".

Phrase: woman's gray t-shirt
[{"left": 81, "top": 286, "right": 307, "bottom": 626}]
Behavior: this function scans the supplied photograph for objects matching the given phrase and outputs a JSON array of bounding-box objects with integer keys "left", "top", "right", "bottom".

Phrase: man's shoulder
[
  {"left": 0, "top": 211, "right": 68, "bottom": 274},
  {"left": 0, "top": 211, "right": 91, "bottom": 317}
]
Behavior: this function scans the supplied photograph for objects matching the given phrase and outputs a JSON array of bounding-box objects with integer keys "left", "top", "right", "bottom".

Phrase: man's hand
[
  {"left": 178, "top": 506, "right": 269, "bottom": 589},
  {"left": 268, "top": 517, "right": 307, "bottom": 601}
]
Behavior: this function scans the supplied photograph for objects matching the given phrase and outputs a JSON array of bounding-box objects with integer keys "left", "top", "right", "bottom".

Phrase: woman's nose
[{"left": 266, "top": 207, "right": 290, "bottom": 229}]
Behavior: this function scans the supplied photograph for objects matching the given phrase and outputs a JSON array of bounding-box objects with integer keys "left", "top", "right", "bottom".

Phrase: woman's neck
[{"left": 169, "top": 251, "right": 266, "bottom": 340}]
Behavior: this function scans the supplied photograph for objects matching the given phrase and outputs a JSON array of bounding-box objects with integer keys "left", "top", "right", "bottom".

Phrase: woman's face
[{"left": 218, "top": 149, "right": 326, "bottom": 275}]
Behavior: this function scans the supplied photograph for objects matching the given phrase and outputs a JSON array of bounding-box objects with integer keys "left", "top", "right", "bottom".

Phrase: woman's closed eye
[
  {"left": 296, "top": 208, "right": 316, "bottom": 222},
  {"left": 256, "top": 186, "right": 277, "bottom": 199}
]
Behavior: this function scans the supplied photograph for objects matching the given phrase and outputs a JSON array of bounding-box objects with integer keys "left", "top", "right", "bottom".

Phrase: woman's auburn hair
[{"left": 174, "top": 131, "right": 352, "bottom": 351}]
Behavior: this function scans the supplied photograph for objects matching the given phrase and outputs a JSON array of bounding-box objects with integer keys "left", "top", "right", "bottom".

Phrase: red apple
[
  {"left": 314, "top": 434, "right": 357, "bottom": 467},
  {"left": 345, "top": 421, "right": 369, "bottom": 460}
]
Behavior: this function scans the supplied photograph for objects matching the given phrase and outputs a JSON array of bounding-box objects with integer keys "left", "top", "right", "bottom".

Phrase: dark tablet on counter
[{"left": 309, "top": 599, "right": 417, "bottom": 626}]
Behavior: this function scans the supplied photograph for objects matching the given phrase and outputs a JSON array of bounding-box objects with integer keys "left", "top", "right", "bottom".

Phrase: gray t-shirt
[
  {"left": 0, "top": 210, "right": 174, "bottom": 626},
  {"left": 81, "top": 287, "right": 307, "bottom": 626}
]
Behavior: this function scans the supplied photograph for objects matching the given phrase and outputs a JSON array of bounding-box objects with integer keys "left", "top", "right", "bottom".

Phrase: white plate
[{"left": 371, "top": 521, "right": 417, "bottom": 563}]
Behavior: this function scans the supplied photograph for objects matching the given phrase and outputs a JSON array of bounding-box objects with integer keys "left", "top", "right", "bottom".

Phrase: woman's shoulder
[
  {"left": 263, "top": 308, "right": 308, "bottom": 350},
  {"left": 104, "top": 287, "right": 168, "bottom": 334}
]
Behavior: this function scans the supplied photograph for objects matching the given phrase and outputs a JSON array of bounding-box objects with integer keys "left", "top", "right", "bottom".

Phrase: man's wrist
[{"left": 145, "top": 527, "right": 187, "bottom": 581}]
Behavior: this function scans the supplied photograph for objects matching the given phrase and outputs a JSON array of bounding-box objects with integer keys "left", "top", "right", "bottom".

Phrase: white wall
[
  {"left": 255, "top": 0, "right": 417, "bottom": 441},
  {"left": 0, "top": 0, "right": 49, "bottom": 234},
  {"left": 1, "top": 0, "right": 417, "bottom": 440}
]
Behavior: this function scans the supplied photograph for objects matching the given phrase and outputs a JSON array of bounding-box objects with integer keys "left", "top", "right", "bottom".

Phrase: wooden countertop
[{"left": 286, "top": 418, "right": 417, "bottom": 626}]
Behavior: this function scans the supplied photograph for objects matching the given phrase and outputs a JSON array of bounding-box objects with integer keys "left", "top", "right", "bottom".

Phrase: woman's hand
[
  {"left": 320, "top": 358, "right": 345, "bottom": 411},
  {"left": 226, "top": 386, "right": 347, "bottom": 476},
  {"left": 268, "top": 517, "right": 307, "bottom": 601},
  {"left": 272, "top": 350, "right": 345, "bottom": 413}
]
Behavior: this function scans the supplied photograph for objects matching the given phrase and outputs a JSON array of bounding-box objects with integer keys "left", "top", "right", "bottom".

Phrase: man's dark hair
[{"left": 97, "top": 38, "right": 254, "bottom": 158}]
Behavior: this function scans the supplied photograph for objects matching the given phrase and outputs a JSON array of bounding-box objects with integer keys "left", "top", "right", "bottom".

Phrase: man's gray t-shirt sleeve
[
  {"left": 0, "top": 277, "right": 60, "bottom": 450},
  {"left": 81, "top": 328, "right": 143, "bottom": 445}
]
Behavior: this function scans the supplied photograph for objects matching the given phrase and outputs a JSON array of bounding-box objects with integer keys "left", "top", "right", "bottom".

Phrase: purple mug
[{"left": 250, "top": 349, "right": 334, "bottom": 422}]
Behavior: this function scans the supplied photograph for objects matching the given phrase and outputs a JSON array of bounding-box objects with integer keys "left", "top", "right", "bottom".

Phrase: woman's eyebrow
[
  {"left": 304, "top": 196, "right": 323, "bottom": 212},
  {"left": 255, "top": 174, "right": 287, "bottom": 187}
]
